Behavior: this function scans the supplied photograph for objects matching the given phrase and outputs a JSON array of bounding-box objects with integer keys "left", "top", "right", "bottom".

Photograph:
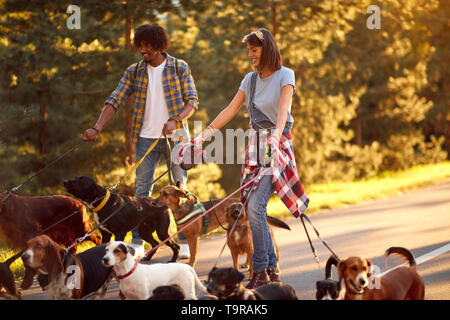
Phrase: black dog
[
  {"left": 63, "top": 176, "right": 179, "bottom": 262},
  {"left": 206, "top": 267, "right": 298, "bottom": 300},
  {"left": 148, "top": 284, "right": 185, "bottom": 300},
  {"left": 316, "top": 255, "right": 342, "bottom": 300},
  {"left": 0, "top": 251, "right": 23, "bottom": 299}
]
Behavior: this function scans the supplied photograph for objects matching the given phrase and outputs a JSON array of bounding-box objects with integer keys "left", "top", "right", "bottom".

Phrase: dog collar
[
  {"left": 234, "top": 225, "right": 248, "bottom": 231},
  {"left": 116, "top": 261, "right": 138, "bottom": 280},
  {"left": 92, "top": 189, "right": 110, "bottom": 213}
]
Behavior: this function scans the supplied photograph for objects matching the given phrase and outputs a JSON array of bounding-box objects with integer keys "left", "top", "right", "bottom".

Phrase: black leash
[
  {"left": 164, "top": 132, "right": 174, "bottom": 186},
  {"left": 212, "top": 193, "right": 251, "bottom": 269},
  {"left": 199, "top": 163, "right": 230, "bottom": 231},
  {"left": 298, "top": 212, "right": 341, "bottom": 279},
  {"left": 300, "top": 213, "right": 340, "bottom": 261},
  {"left": 211, "top": 166, "right": 274, "bottom": 269},
  {"left": 65, "top": 201, "right": 131, "bottom": 253},
  {"left": 0, "top": 208, "right": 82, "bottom": 261},
  {"left": 4, "top": 141, "right": 85, "bottom": 195}
]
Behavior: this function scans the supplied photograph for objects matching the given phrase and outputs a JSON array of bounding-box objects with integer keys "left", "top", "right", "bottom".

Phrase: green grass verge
[{"left": 267, "top": 161, "right": 450, "bottom": 219}]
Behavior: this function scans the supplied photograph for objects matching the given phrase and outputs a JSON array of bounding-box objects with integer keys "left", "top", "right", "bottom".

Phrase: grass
[
  {"left": 267, "top": 161, "right": 450, "bottom": 219},
  {"left": 1, "top": 161, "right": 449, "bottom": 281}
]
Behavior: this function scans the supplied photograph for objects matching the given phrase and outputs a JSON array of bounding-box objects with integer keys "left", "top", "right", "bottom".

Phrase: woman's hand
[
  {"left": 269, "top": 129, "right": 281, "bottom": 150},
  {"left": 193, "top": 125, "right": 216, "bottom": 148}
]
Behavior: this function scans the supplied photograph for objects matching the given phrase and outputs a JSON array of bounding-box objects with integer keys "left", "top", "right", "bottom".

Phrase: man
[{"left": 83, "top": 24, "right": 197, "bottom": 259}]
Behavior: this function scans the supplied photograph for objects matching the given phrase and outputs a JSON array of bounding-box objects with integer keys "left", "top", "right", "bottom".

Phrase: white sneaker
[{"left": 179, "top": 244, "right": 190, "bottom": 259}]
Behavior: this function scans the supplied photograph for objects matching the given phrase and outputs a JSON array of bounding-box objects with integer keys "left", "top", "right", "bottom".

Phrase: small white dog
[{"left": 102, "top": 241, "right": 207, "bottom": 300}]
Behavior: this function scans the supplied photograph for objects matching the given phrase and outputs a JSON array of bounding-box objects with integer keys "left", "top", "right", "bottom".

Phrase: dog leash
[
  {"left": 2, "top": 140, "right": 85, "bottom": 197},
  {"left": 143, "top": 168, "right": 269, "bottom": 259},
  {"left": 295, "top": 204, "right": 341, "bottom": 280},
  {"left": 212, "top": 187, "right": 254, "bottom": 269},
  {"left": 300, "top": 213, "right": 340, "bottom": 262},
  {"left": 64, "top": 201, "right": 132, "bottom": 253},
  {"left": 210, "top": 163, "right": 273, "bottom": 269},
  {"left": 267, "top": 144, "right": 340, "bottom": 279},
  {"left": 0, "top": 208, "right": 84, "bottom": 260},
  {"left": 107, "top": 134, "right": 163, "bottom": 191},
  {"left": 108, "top": 132, "right": 175, "bottom": 191},
  {"left": 199, "top": 162, "right": 230, "bottom": 231}
]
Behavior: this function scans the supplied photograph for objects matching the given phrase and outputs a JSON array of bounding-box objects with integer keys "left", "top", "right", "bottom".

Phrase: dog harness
[{"left": 175, "top": 197, "right": 210, "bottom": 235}]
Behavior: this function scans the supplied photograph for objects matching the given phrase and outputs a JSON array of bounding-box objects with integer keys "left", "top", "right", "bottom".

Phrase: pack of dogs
[{"left": 0, "top": 176, "right": 426, "bottom": 300}]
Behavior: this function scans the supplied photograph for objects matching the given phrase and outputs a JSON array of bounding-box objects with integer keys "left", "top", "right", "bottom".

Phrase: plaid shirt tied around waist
[
  {"left": 240, "top": 128, "right": 309, "bottom": 218},
  {"left": 105, "top": 53, "right": 199, "bottom": 144}
]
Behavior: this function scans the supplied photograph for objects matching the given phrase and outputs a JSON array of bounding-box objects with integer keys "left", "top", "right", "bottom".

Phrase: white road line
[{"left": 377, "top": 243, "right": 450, "bottom": 277}]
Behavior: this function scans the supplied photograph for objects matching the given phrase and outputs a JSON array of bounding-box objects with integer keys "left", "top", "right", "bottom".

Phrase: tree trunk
[
  {"left": 271, "top": 1, "right": 279, "bottom": 37},
  {"left": 124, "top": 1, "right": 135, "bottom": 166},
  {"left": 38, "top": 89, "right": 47, "bottom": 155},
  {"left": 352, "top": 111, "right": 362, "bottom": 146}
]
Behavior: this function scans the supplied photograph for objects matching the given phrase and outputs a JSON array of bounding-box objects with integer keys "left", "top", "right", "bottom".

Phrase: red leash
[{"left": 143, "top": 167, "right": 271, "bottom": 259}]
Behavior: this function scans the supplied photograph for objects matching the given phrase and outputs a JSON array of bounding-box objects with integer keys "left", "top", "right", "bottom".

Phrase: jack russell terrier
[{"left": 102, "top": 241, "right": 207, "bottom": 300}]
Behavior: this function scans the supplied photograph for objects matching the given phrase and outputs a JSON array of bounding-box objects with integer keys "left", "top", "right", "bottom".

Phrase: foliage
[{"left": 0, "top": 0, "right": 448, "bottom": 198}]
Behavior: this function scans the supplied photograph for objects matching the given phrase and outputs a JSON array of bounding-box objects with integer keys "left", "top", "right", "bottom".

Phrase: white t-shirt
[{"left": 139, "top": 59, "right": 171, "bottom": 138}]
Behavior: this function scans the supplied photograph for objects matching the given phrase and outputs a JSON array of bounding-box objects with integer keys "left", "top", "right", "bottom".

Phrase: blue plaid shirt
[{"left": 105, "top": 53, "right": 199, "bottom": 144}]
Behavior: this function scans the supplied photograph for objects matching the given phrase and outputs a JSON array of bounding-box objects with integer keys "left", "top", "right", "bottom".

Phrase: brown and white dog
[
  {"left": 156, "top": 183, "right": 241, "bottom": 267},
  {"left": 102, "top": 241, "right": 207, "bottom": 300},
  {"left": 337, "top": 247, "right": 425, "bottom": 300},
  {"left": 226, "top": 202, "right": 253, "bottom": 277},
  {"left": 21, "top": 235, "right": 113, "bottom": 299},
  {"left": 225, "top": 202, "right": 290, "bottom": 279}
]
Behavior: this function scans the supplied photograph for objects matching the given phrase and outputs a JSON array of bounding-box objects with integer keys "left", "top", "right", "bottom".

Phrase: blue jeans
[
  {"left": 246, "top": 173, "right": 278, "bottom": 273},
  {"left": 132, "top": 137, "right": 188, "bottom": 244}
]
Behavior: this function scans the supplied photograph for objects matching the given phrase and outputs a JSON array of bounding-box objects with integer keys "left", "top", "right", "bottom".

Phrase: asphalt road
[{"left": 20, "top": 181, "right": 450, "bottom": 300}]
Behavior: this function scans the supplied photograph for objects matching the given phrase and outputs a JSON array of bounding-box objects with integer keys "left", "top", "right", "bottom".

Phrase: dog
[
  {"left": 148, "top": 284, "right": 185, "bottom": 300},
  {"left": 0, "top": 191, "right": 100, "bottom": 254},
  {"left": 0, "top": 251, "right": 23, "bottom": 299},
  {"left": 156, "top": 182, "right": 242, "bottom": 267},
  {"left": 206, "top": 267, "right": 298, "bottom": 300},
  {"left": 225, "top": 201, "right": 291, "bottom": 279},
  {"left": 20, "top": 235, "right": 114, "bottom": 299},
  {"left": 63, "top": 176, "right": 179, "bottom": 262},
  {"left": 102, "top": 241, "right": 207, "bottom": 300},
  {"left": 337, "top": 247, "right": 425, "bottom": 300},
  {"left": 316, "top": 255, "right": 342, "bottom": 300}
]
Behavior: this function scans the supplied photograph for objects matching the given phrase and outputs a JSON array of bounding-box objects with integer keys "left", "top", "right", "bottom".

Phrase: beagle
[
  {"left": 102, "top": 241, "right": 207, "bottom": 300},
  {"left": 337, "top": 247, "right": 425, "bottom": 300},
  {"left": 20, "top": 235, "right": 113, "bottom": 299}
]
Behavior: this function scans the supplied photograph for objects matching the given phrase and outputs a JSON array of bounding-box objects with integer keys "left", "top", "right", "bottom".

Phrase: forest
[{"left": 0, "top": 0, "right": 448, "bottom": 199}]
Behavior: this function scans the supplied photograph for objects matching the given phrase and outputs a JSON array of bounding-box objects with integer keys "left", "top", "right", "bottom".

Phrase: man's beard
[{"left": 142, "top": 53, "right": 152, "bottom": 63}]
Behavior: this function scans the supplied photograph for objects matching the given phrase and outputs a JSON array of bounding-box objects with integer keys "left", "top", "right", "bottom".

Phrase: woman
[{"left": 195, "top": 28, "right": 308, "bottom": 289}]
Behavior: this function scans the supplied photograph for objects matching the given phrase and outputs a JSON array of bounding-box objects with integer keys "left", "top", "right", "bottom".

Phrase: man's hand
[
  {"left": 83, "top": 127, "right": 100, "bottom": 142},
  {"left": 163, "top": 119, "right": 178, "bottom": 135}
]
